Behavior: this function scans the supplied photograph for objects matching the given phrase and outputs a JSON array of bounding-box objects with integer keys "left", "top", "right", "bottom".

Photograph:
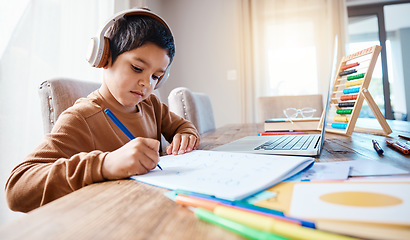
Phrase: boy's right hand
[{"left": 102, "top": 137, "right": 160, "bottom": 180}]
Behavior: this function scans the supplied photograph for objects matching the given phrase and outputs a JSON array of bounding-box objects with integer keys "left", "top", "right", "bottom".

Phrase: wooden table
[{"left": 1, "top": 119, "right": 409, "bottom": 239}]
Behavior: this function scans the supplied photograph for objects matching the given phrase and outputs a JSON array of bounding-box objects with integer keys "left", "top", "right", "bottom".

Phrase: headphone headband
[{"left": 86, "top": 8, "right": 173, "bottom": 89}]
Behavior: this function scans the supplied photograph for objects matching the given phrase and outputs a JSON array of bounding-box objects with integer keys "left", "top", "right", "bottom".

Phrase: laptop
[{"left": 213, "top": 37, "right": 338, "bottom": 157}]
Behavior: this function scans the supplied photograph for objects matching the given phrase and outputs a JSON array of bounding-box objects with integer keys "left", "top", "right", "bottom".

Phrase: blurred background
[{"left": 1, "top": 0, "right": 409, "bottom": 225}]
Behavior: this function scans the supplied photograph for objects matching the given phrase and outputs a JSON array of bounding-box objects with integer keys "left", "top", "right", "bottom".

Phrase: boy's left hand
[{"left": 166, "top": 133, "right": 200, "bottom": 155}]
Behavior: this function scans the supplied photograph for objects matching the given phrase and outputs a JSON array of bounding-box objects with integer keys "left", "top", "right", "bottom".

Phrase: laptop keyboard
[{"left": 254, "top": 135, "right": 318, "bottom": 151}]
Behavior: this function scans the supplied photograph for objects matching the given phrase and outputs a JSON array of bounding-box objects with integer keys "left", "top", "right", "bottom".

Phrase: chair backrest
[
  {"left": 168, "top": 87, "right": 216, "bottom": 134},
  {"left": 257, "top": 94, "right": 323, "bottom": 122},
  {"left": 38, "top": 78, "right": 101, "bottom": 134}
]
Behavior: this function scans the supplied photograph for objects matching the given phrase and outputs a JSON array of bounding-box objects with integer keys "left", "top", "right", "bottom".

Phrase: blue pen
[{"left": 104, "top": 108, "right": 163, "bottom": 170}]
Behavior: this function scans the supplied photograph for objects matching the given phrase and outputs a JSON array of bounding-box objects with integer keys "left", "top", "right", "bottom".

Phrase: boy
[{"left": 5, "top": 9, "right": 200, "bottom": 213}]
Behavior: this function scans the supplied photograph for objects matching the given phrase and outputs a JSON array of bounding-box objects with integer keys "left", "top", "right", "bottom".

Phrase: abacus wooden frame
[{"left": 321, "top": 45, "right": 392, "bottom": 136}]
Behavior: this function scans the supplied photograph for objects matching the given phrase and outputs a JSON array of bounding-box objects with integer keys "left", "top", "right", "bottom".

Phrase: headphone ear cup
[
  {"left": 154, "top": 67, "right": 170, "bottom": 89},
  {"left": 86, "top": 37, "right": 98, "bottom": 65},
  {"left": 96, "top": 37, "right": 111, "bottom": 68}
]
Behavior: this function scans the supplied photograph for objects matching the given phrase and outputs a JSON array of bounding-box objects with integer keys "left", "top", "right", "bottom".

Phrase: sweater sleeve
[{"left": 5, "top": 110, "right": 107, "bottom": 213}]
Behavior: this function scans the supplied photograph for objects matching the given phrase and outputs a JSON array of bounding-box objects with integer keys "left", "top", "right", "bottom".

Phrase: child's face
[{"left": 103, "top": 42, "right": 170, "bottom": 112}]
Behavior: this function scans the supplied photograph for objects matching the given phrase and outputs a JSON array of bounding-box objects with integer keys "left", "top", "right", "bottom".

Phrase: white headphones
[{"left": 86, "top": 8, "right": 172, "bottom": 89}]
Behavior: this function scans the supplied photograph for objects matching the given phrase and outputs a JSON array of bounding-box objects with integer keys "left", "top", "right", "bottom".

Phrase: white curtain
[
  {"left": 0, "top": 0, "right": 115, "bottom": 224},
  {"left": 248, "top": 0, "right": 348, "bottom": 121}
]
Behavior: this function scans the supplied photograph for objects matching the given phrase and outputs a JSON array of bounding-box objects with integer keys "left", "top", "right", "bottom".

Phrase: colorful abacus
[{"left": 323, "top": 45, "right": 392, "bottom": 135}]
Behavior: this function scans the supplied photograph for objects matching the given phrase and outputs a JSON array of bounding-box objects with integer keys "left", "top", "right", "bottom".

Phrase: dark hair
[{"left": 106, "top": 15, "right": 175, "bottom": 65}]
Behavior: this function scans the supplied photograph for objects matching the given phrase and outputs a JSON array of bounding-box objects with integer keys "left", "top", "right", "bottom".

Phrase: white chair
[
  {"left": 257, "top": 94, "right": 323, "bottom": 122},
  {"left": 38, "top": 78, "right": 101, "bottom": 134},
  {"left": 168, "top": 87, "right": 216, "bottom": 134}
]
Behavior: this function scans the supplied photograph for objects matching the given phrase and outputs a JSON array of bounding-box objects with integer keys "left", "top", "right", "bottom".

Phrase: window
[
  {"left": 347, "top": 1, "right": 410, "bottom": 121},
  {"left": 250, "top": 0, "right": 346, "bottom": 124},
  {"left": 265, "top": 21, "right": 318, "bottom": 95}
]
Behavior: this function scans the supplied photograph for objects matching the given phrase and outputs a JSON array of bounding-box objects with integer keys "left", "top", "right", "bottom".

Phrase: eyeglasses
[{"left": 283, "top": 107, "right": 317, "bottom": 124}]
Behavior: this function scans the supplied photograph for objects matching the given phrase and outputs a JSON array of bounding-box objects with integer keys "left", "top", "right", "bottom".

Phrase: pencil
[
  {"left": 104, "top": 108, "right": 163, "bottom": 170},
  {"left": 398, "top": 134, "right": 410, "bottom": 141}
]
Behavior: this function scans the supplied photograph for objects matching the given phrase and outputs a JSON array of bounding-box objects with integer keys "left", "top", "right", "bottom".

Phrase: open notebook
[{"left": 131, "top": 150, "right": 314, "bottom": 201}]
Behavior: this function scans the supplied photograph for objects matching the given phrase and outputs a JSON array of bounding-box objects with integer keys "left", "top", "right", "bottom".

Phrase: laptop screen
[{"left": 317, "top": 36, "right": 339, "bottom": 154}]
